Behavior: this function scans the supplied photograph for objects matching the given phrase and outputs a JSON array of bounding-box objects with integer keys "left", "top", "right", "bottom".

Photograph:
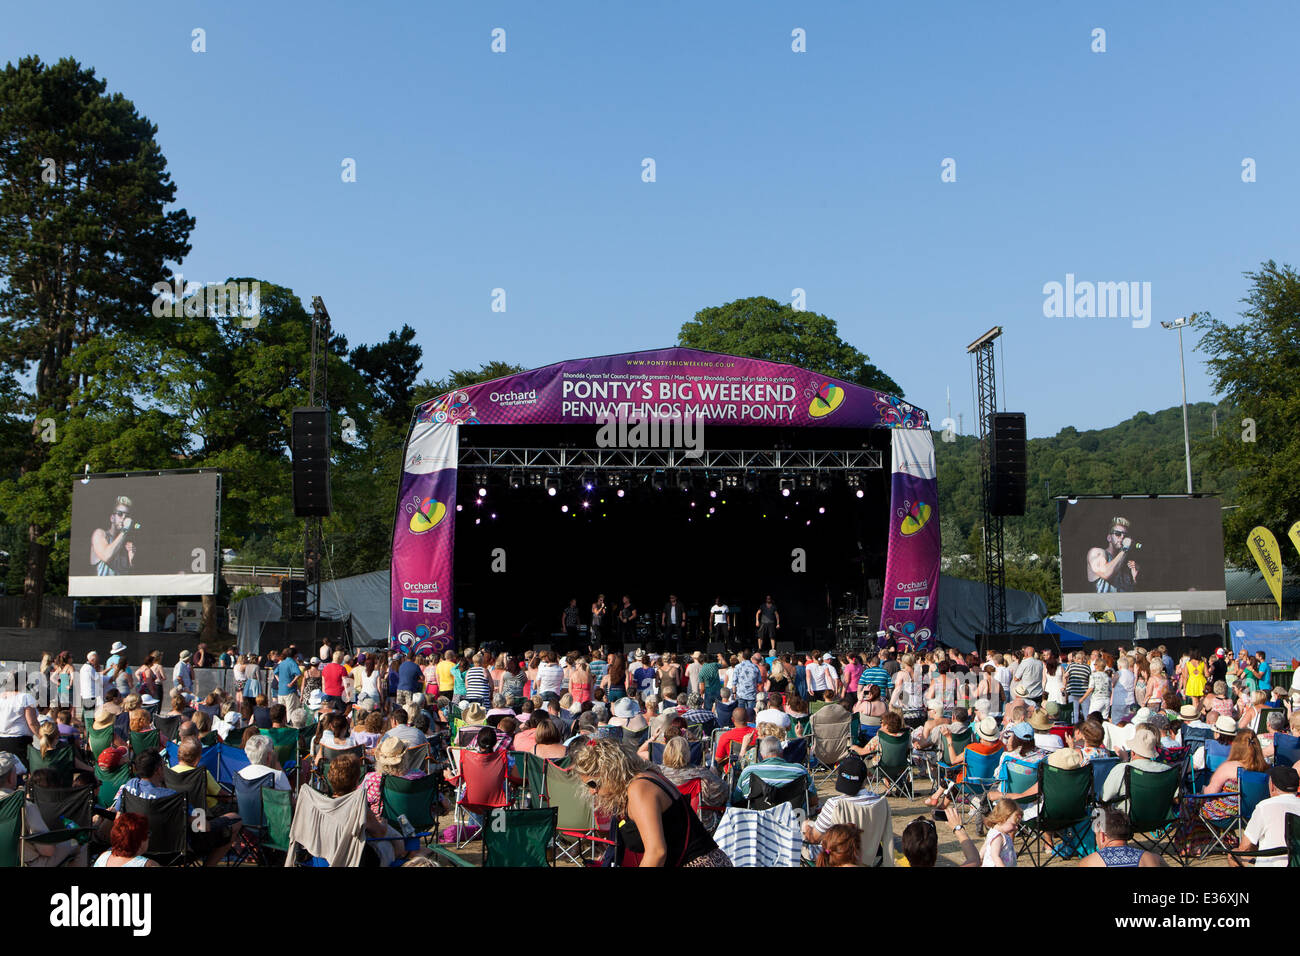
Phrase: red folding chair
[
  {"left": 445, "top": 749, "right": 517, "bottom": 848},
  {"left": 675, "top": 778, "right": 726, "bottom": 832}
]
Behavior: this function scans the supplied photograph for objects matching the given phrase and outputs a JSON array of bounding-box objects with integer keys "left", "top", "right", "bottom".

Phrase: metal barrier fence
[{"left": 0, "top": 663, "right": 270, "bottom": 713}]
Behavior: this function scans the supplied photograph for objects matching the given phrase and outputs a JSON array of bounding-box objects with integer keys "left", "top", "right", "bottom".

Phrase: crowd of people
[{"left": 0, "top": 637, "right": 1296, "bottom": 867}]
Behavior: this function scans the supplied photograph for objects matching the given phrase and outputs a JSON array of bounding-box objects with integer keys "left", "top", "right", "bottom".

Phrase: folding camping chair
[
  {"left": 94, "top": 764, "right": 131, "bottom": 810},
  {"left": 381, "top": 774, "right": 442, "bottom": 845},
  {"left": 0, "top": 790, "right": 21, "bottom": 868},
  {"left": 129, "top": 729, "right": 161, "bottom": 759},
  {"left": 509, "top": 751, "right": 548, "bottom": 809},
  {"left": 314, "top": 746, "right": 363, "bottom": 795},
  {"left": 154, "top": 714, "right": 183, "bottom": 742},
  {"left": 121, "top": 791, "right": 195, "bottom": 867},
  {"left": 231, "top": 772, "right": 273, "bottom": 865},
  {"left": 1117, "top": 765, "right": 1183, "bottom": 865},
  {"left": 1016, "top": 762, "right": 1094, "bottom": 866},
  {"left": 447, "top": 749, "right": 512, "bottom": 849},
  {"left": 945, "top": 747, "right": 1001, "bottom": 825},
  {"left": 809, "top": 713, "right": 852, "bottom": 785},
  {"left": 25, "top": 744, "right": 75, "bottom": 788},
  {"left": 1273, "top": 733, "right": 1300, "bottom": 768},
  {"left": 87, "top": 724, "right": 115, "bottom": 760},
  {"left": 24, "top": 783, "right": 96, "bottom": 857},
  {"left": 675, "top": 778, "right": 726, "bottom": 832},
  {"left": 746, "top": 775, "right": 810, "bottom": 819},
  {"left": 258, "top": 786, "right": 294, "bottom": 864},
  {"left": 1183, "top": 768, "right": 1271, "bottom": 860},
  {"left": 545, "top": 761, "right": 609, "bottom": 865},
  {"left": 481, "top": 806, "right": 558, "bottom": 867},
  {"left": 869, "top": 731, "right": 915, "bottom": 800}
]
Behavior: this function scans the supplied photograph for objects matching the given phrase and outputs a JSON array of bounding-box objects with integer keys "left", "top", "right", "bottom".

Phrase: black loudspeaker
[
  {"left": 281, "top": 580, "right": 308, "bottom": 621},
  {"left": 776, "top": 641, "right": 795, "bottom": 655},
  {"left": 292, "top": 407, "right": 332, "bottom": 517},
  {"left": 706, "top": 642, "right": 725, "bottom": 656},
  {"left": 989, "top": 412, "right": 1026, "bottom": 516},
  {"left": 532, "top": 643, "right": 553, "bottom": 654}
]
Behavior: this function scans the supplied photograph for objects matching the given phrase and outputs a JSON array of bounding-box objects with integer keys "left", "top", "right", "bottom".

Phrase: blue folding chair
[
  {"left": 947, "top": 747, "right": 1001, "bottom": 825},
  {"left": 1273, "top": 733, "right": 1300, "bottom": 768},
  {"left": 1184, "top": 768, "right": 1271, "bottom": 860},
  {"left": 1088, "top": 756, "right": 1120, "bottom": 805}
]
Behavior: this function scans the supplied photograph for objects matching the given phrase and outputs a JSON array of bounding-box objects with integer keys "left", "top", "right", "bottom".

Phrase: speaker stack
[
  {"left": 292, "top": 407, "right": 332, "bottom": 517},
  {"left": 989, "top": 412, "right": 1026, "bottom": 516}
]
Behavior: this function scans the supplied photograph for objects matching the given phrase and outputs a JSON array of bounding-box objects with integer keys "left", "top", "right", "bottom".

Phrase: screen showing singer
[
  {"left": 1086, "top": 515, "right": 1138, "bottom": 593},
  {"left": 91, "top": 495, "right": 138, "bottom": 576}
]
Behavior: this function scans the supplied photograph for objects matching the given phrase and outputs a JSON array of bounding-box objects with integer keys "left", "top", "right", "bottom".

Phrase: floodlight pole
[{"left": 1161, "top": 315, "right": 1195, "bottom": 494}]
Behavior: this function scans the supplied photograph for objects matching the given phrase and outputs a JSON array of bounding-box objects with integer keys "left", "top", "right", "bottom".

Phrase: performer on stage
[
  {"left": 617, "top": 595, "right": 638, "bottom": 650},
  {"left": 1087, "top": 516, "right": 1139, "bottom": 594},
  {"left": 561, "top": 598, "right": 581, "bottom": 647},
  {"left": 590, "top": 594, "right": 607, "bottom": 648},
  {"left": 709, "top": 596, "right": 732, "bottom": 650},
  {"left": 755, "top": 595, "right": 780, "bottom": 653},
  {"left": 661, "top": 594, "right": 684, "bottom": 652},
  {"left": 91, "top": 495, "right": 137, "bottom": 576}
]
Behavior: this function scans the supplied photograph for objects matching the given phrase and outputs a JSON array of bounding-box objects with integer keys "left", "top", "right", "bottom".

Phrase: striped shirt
[
  {"left": 812, "top": 791, "right": 882, "bottom": 834},
  {"left": 712, "top": 804, "right": 802, "bottom": 867},
  {"left": 858, "top": 665, "right": 892, "bottom": 691},
  {"left": 463, "top": 667, "right": 493, "bottom": 703},
  {"left": 1066, "top": 663, "right": 1091, "bottom": 699},
  {"left": 736, "top": 757, "right": 815, "bottom": 799}
]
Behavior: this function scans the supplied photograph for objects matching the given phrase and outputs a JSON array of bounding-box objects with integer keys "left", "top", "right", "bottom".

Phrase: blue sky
[{"left": 6, "top": 0, "right": 1297, "bottom": 439}]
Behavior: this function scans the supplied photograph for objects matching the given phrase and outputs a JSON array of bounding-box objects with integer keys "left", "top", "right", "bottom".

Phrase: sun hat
[
  {"left": 462, "top": 703, "right": 488, "bottom": 724},
  {"left": 310, "top": 656, "right": 321, "bottom": 665},
  {"left": 1028, "top": 710, "right": 1054, "bottom": 732},
  {"left": 110, "top": 641, "right": 127, "bottom": 655},
  {"left": 1047, "top": 747, "right": 1083, "bottom": 770},
  {"left": 612, "top": 697, "right": 643, "bottom": 719},
  {"left": 1129, "top": 732, "right": 1159, "bottom": 760},
  {"left": 756, "top": 708, "right": 791, "bottom": 729},
  {"left": 1214, "top": 715, "right": 1237, "bottom": 736},
  {"left": 140, "top": 694, "right": 159, "bottom": 708},
  {"left": 975, "top": 717, "right": 1001, "bottom": 742},
  {"left": 1043, "top": 701, "right": 1064, "bottom": 719},
  {"left": 0, "top": 752, "right": 16, "bottom": 779},
  {"left": 178, "top": 650, "right": 191, "bottom": 662},
  {"left": 1132, "top": 707, "right": 1153, "bottom": 725},
  {"left": 1179, "top": 704, "right": 1199, "bottom": 719},
  {"left": 375, "top": 735, "right": 408, "bottom": 773}
]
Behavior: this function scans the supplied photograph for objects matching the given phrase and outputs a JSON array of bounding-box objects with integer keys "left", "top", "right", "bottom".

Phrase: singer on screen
[
  {"left": 91, "top": 495, "right": 138, "bottom": 576},
  {"left": 1087, "top": 515, "right": 1138, "bottom": 593}
]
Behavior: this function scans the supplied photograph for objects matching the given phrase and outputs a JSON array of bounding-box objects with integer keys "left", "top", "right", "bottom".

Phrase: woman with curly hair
[{"left": 572, "top": 737, "right": 731, "bottom": 867}]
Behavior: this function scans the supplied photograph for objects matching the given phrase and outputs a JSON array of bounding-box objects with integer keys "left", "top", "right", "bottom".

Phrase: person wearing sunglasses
[
  {"left": 1086, "top": 515, "right": 1138, "bottom": 594},
  {"left": 572, "top": 737, "right": 730, "bottom": 867},
  {"left": 90, "top": 495, "right": 138, "bottom": 576}
]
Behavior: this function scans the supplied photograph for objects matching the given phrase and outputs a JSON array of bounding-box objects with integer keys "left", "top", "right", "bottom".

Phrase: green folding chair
[
  {"left": 260, "top": 727, "right": 299, "bottom": 767},
  {"left": 481, "top": 806, "right": 558, "bottom": 867},
  {"left": 129, "top": 729, "right": 161, "bottom": 758},
  {"left": 1017, "top": 762, "right": 1094, "bottom": 866},
  {"left": 26, "top": 745, "right": 75, "bottom": 788},
  {"left": 510, "top": 751, "right": 547, "bottom": 809},
  {"left": 427, "top": 843, "right": 478, "bottom": 867},
  {"left": 94, "top": 764, "right": 131, "bottom": 810},
  {"left": 0, "top": 790, "right": 22, "bottom": 868},
  {"left": 871, "top": 731, "right": 914, "bottom": 800},
  {"left": 381, "top": 774, "right": 441, "bottom": 844},
  {"left": 1124, "top": 765, "right": 1183, "bottom": 865},
  {"left": 87, "top": 724, "right": 115, "bottom": 759},
  {"left": 545, "top": 761, "right": 603, "bottom": 864},
  {"left": 260, "top": 787, "right": 294, "bottom": 859}
]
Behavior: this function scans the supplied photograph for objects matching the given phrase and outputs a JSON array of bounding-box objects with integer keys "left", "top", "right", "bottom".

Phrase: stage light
[
  {"left": 456, "top": 504, "right": 463, "bottom": 512},
  {"left": 490, "top": 513, "right": 497, "bottom": 519},
  {"left": 779, "top": 477, "right": 795, "bottom": 496},
  {"left": 724, "top": 474, "right": 739, "bottom": 489},
  {"left": 478, "top": 487, "right": 487, "bottom": 498},
  {"left": 799, "top": 473, "right": 814, "bottom": 489},
  {"left": 608, "top": 473, "right": 623, "bottom": 488},
  {"left": 561, "top": 505, "right": 568, "bottom": 513},
  {"left": 545, "top": 476, "right": 559, "bottom": 496},
  {"left": 744, "top": 474, "right": 759, "bottom": 493},
  {"left": 817, "top": 473, "right": 832, "bottom": 493},
  {"left": 582, "top": 500, "right": 590, "bottom": 509},
  {"left": 846, "top": 472, "right": 862, "bottom": 489},
  {"left": 709, "top": 506, "right": 716, "bottom": 514},
  {"left": 805, "top": 519, "right": 811, "bottom": 526},
  {"left": 690, "top": 501, "right": 695, "bottom": 508},
  {"left": 475, "top": 518, "right": 481, "bottom": 525},
  {"left": 709, "top": 489, "right": 717, "bottom": 498},
  {"left": 528, "top": 472, "right": 544, "bottom": 487},
  {"left": 616, "top": 489, "right": 625, "bottom": 498},
  {"left": 818, "top": 506, "right": 826, "bottom": 514},
  {"left": 855, "top": 489, "right": 864, "bottom": 499},
  {"left": 508, "top": 470, "right": 522, "bottom": 489},
  {"left": 581, "top": 472, "right": 596, "bottom": 492}
]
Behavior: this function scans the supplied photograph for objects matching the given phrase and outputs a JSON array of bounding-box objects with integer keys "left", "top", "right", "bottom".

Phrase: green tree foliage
[
  {"left": 1198, "top": 261, "right": 1300, "bottom": 571},
  {"left": 677, "top": 296, "right": 903, "bottom": 395},
  {"left": 0, "top": 56, "right": 194, "bottom": 623},
  {"left": 414, "top": 360, "right": 529, "bottom": 406}
]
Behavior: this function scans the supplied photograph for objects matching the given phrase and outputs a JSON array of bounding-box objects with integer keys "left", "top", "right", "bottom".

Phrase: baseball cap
[
  {"left": 1269, "top": 766, "right": 1299, "bottom": 792},
  {"left": 835, "top": 756, "right": 868, "bottom": 795},
  {"left": 1011, "top": 722, "right": 1034, "bottom": 741},
  {"left": 821, "top": 653, "right": 834, "bottom": 661}
]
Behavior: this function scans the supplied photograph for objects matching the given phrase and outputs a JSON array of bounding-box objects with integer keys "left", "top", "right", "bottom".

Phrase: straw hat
[
  {"left": 462, "top": 703, "right": 488, "bottom": 724},
  {"left": 375, "top": 736, "right": 408, "bottom": 773}
]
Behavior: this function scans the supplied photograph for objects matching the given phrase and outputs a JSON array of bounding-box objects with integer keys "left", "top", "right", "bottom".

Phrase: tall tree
[
  {"left": 677, "top": 296, "right": 903, "bottom": 395},
  {"left": 350, "top": 324, "right": 422, "bottom": 428},
  {"left": 1198, "top": 260, "right": 1300, "bottom": 570},
  {"left": 0, "top": 56, "right": 194, "bottom": 624},
  {"left": 414, "top": 360, "right": 528, "bottom": 405}
]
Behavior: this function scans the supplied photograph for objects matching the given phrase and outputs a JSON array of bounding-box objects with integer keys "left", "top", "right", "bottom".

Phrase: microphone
[{"left": 124, "top": 520, "right": 142, "bottom": 532}]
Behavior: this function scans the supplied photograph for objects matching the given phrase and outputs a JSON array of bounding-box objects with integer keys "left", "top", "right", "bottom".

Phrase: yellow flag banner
[
  {"left": 1247, "top": 526, "right": 1284, "bottom": 611},
  {"left": 1288, "top": 520, "right": 1300, "bottom": 561}
]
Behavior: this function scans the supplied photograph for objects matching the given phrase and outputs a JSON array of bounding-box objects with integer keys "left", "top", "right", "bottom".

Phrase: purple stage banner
[
  {"left": 389, "top": 347, "right": 937, "bottom": 653},
  {"left": 879, "top": 430, "right": 940, "bottom": 651}
]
